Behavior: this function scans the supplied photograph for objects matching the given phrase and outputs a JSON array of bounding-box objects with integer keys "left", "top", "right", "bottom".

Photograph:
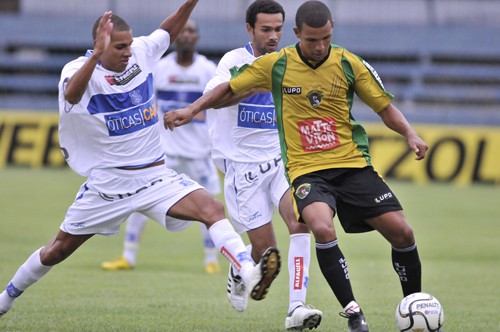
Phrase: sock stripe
[
  {"left": 316, "top": 240, "right": 338, "bottom": 250},
  {"left": 392, "top": 243, "right": 417, "bottom": 252}
]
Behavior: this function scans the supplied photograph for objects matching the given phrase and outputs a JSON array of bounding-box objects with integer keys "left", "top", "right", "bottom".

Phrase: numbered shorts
[
  {"left": 165, "top": 155, "right": 221, "bottom": 195},
  {"left": 224, "top": 155, "right": 289, "bottom": 234},
  {"left": 291, "top": 166, "right": 403, "bottom": 233},
  {"left": 60, "top": 166, "right": 203, "bottom": 236}
]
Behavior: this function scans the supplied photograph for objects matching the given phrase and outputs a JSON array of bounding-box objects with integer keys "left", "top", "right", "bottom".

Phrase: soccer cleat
[
  {"left": 339, "top": 301, "right": 369, "bottom": 332},
  {"left": 285, "top": 305, "right": 323, "bottom": 330},
  {"left": 100, "top": 255, "right": 134, "bottom": 271},
  {"left": 227, "top": 266, "right": 248, "bottom": 312},
  {"left": 205, "top": 261, "right": 221, "bottom": 274},
  {"left": 249, "top": 247, "right": 281, "bottom": 301}
]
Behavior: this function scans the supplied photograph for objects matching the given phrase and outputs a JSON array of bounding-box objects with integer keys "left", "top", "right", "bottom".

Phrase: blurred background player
[
  {"left": 204, "top": 1, "right": 322, "bottom": 329},
  {"left": 101, "top": 19, "right": 222, "bottom": 274}
]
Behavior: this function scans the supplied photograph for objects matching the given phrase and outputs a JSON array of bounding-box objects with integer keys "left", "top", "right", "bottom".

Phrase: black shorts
[{"left": 291, "top": 166, "right": 402, "bottom": 233}]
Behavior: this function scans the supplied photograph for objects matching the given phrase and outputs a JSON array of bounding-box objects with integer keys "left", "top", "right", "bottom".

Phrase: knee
[
  {"left": 39, "top": 246, "right": 66, "bottom": 266},
  {"left": 200, "top": 198, "right": 226, "bottom": 223},
  {"left": 309, "top": 221, "right": 336, "bottom": 243},
  {"left": 391, "top": 223, "right": 416, "bottom": 248}
]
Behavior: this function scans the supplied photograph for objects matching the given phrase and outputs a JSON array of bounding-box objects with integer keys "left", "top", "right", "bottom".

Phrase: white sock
[
  {"left": 123, "top": 213, "right": 148, "bottom": 266},
  {"left": 207, "top": 219, "right": 254, "bottom": 283},
  {"left": 200, "top": 223, "right": 218, "bottom": 264},
  {"left": 288, "top": 233, "right": 311, "bottom": 314},
  {"left": 0, "top": 248, "right": 52, "bottom": 311}
]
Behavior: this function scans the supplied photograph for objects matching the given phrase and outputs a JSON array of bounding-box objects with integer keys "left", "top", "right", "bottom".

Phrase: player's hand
[
  {"left": 164, "top": 108, "right": 195, "bottom": 131},
  {"left": 93, "top": 11, "right": 113, "bottom": 57},
  {"left": 407, "top": 134, "right": 428, "bottom": 160}
]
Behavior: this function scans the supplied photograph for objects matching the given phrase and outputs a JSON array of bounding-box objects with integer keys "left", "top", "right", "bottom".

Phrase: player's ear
[
  {"left": 293, "top": 26, "right": 300, "bottom": 39},
  {"left": 246, "top": 22, "right": 253, "bottom": 37}
]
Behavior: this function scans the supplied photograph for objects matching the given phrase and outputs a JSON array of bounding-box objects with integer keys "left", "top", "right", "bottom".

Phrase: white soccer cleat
[
  {"left": 226, "top": 266, "right": 248, "bottom": 312},
  {"left": 249, "top": 247, "right": 281, "bottom": 301},
  {"left": 285, "top": 305, "right": 323, "bottom": 330}
]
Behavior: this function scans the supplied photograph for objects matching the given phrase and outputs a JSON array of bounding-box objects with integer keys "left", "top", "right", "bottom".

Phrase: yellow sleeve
[
  {"left": 229, "top": 52, "right": 280, "bottom": 94},
  {"left": 348, "top": 52, "right": 393, "bottom": 113}
]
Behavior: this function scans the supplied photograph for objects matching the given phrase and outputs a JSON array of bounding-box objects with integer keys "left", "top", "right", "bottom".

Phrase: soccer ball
[{"left": 395, "top": 292, "right": 444, "bottom": 332}]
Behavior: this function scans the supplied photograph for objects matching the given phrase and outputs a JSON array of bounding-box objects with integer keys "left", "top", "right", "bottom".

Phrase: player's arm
[
  {"left": 214, "top": 87, "right": 267, "bottom": 108},
  {"left": 64, "top": 11, "right": 113, "bottom": 104},
  {"left": 164, "top": 81, "right": 236, "bottom": 130},
  {"left": 159, "top": 0, "right": 199, "bottom": 45},
  {"left": 378, "top": 103, "right": 428, "bottom": 160}
]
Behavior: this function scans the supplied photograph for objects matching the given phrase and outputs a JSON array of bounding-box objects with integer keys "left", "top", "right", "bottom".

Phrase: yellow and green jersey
[{"left": 229, "top": 43, "right": 393, "bottom": 184}]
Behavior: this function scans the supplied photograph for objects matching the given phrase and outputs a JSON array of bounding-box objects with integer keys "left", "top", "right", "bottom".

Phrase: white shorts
[
  {"left": 224, "top": 154, "right": 289, "bottom": 234},
  {"left": 165, "top": 155, "right": 221, "bottom": 195},
  {"left": 60, "top": 166, "right": 203, "bottom": 235}
]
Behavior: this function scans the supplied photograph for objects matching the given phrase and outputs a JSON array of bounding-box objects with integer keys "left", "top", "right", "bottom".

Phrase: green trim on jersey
[
  {"left": 271, "top": 51, "right": 289, "bottom": 182},
  {"left": 342, "top": 52, "right": 372, "bottom": 165}
]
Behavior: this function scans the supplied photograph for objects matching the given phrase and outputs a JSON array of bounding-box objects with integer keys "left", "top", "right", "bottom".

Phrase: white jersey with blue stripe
[
  {"left": 204, "top": 43, "right": 280, "bottom": 165},
  {"left": 58, "top": 29, "right": 170, "bottom": 177},
  {"left": 154, "top": 52, "right": 216, "bottom": 159}
]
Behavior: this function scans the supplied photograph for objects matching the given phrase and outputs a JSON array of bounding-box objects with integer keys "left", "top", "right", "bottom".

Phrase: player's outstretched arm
[
  {"left": 159, "top": 0, "right": 199, "bottom": 45},
  {"left": 378, "top": 103, "right": 428, "bottom": 160},
  {"left": 164, "top": 81, "right": 235, "bottom": 130}
]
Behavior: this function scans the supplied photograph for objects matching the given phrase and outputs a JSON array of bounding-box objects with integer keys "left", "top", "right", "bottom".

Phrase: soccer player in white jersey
[
  {"left": 0, "top": 2, "right": 280, "bottom": 319},
  {"left": 204, "top": 1, "right": 322, "bottom": 330},
  {"left": 100, "top": 20, "right": 222, "bottom": 274}
]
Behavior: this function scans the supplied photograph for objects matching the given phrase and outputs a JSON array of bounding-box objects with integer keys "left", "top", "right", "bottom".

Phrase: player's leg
[
  {"left": 101, "top": 212, "right": 148, "bottom": 270},
  {"left": 366, "top": 211, "right": 422, "bottom": 297},
  {"left": 0, "top": 231, "right": 93, "bottom": 317},
  {"left": 278, "top": 188, "right": 323, "bottom": 330},
  {"left": 293, "top": 172, "right": 368, "bottom": 332}
]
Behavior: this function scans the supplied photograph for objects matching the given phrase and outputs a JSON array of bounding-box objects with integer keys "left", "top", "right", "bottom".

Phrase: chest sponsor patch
[{"left": 297, "top": 117, "right": 340, "bottom": 152}]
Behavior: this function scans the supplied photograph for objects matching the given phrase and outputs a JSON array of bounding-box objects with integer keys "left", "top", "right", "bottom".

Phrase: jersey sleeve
[
  {"left": 133, "top": 29, "right": 171, "bottom": 63},
  {"left": 229, "top": 52, "right": 277, "bottom": 95},
  {"left": 347, "top": 52, "right": 394, "bottom": 113}
]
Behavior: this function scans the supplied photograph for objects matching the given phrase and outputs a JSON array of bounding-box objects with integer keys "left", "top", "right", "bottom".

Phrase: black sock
[
  {"left": 316, "top": 240, "right": 355, "bottom": 308},
  {"left": 392, "top": 244, "right": 422, "bottom": 297}
]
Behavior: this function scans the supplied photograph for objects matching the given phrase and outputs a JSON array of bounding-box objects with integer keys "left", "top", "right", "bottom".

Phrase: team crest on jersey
[
  {"left": 105, "top": 64, "right": 142, "bottom": 86},
  {"left": 306, "top": 90, "right": 323, "bottom": 108},
  {"left": 129, "top": 90, "right": 143, "bottom": 105},
  {"left": 295, "top": 183, "right": 311, "bottom": 199}
]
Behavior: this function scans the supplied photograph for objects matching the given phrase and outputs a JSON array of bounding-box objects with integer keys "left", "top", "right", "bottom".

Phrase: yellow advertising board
[
  {"left": 0, "top": 112, "right": 499, "bottom": 185},
  {"left": 364, "top": 123, "right": 499, "bottom": 185}
]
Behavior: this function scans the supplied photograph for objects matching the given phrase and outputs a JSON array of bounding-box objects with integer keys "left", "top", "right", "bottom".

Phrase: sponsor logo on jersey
[
  {"left": 283, "top": 87, "right": 302, "bottom": 94},
  {"left": 105, "top": 64, "right": 142, "bottom": 86},
  {"left": 374, "top": 192, "right": 393, "bottom": 203},
  {"left": 168, "top": 75, "right": 200, "bottom": 84},
  {"left": 104, "top": 100, "right": 158, "bottom": 136},
  {"left": 298, "top": 117, "right": 340, "bottom": 152},
  {"left": 237, "top": 92, "right": 277, "bottom": 130},
  {"left": 295, "top": 183, "right": 311, "bottom": 199},
  {"left": 362, "top": 60, "right": 385, "bottom": 89},
  {"left": 306, "top": 90, "right": 323, "bottom": 108},
  {"left": 293, "top": 257, "right": 304, "bottom": 290}
]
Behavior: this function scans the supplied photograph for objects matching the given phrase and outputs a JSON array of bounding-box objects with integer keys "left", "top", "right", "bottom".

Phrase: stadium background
[{"left": 0, "top": 0, "right": 499, "bottom": 185}]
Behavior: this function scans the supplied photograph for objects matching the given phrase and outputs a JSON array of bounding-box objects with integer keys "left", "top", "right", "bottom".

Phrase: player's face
[
  {"left": 100, "top": 30, "right": 133, "bottom": 72},
  {"left": 294, "top": 20, "right": 333, "bottom": 62},
  {"left": 175, "top": 21, "right": 199, "bottom": 54},
  {"left": 248, "top": 13, "right": 283, "bottom": 57}
]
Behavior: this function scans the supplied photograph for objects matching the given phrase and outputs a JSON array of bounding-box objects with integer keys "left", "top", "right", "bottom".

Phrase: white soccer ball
[{"left": 395, "top": 292, "right": 444, "bottom": 332}]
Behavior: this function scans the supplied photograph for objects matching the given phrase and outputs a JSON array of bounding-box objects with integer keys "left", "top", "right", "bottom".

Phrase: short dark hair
[
  {"left": 295, "top": 1, "right": 333, "bottom": 32},
  {"left": 92, "top": 14, "right": 131, "bottom": 40},
  {"left": 246, "top": 0, "right": 285, "bottom": 28}
]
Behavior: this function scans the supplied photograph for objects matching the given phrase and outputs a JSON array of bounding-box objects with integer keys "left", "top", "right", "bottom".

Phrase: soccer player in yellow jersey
[{"left": 164, "top": 1, "right": 429, "bottom": 331}]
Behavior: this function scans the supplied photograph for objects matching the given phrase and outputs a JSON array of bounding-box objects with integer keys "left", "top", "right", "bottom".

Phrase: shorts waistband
[{"left": 116, "top": 159, "right": 165, "bottom": 170}]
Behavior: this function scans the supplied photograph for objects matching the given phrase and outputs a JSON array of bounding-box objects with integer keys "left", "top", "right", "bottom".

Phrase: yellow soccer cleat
[
  {"left": 205, "top": 261, "right": 221, "bottom": 274},
  {"left": 101, "top": 256, "right": 133, "bottom": 271}
]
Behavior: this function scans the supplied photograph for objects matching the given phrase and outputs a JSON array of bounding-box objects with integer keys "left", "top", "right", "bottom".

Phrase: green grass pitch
[{"left": 0, "top": 167, "right": 498, "bottom": 331}]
